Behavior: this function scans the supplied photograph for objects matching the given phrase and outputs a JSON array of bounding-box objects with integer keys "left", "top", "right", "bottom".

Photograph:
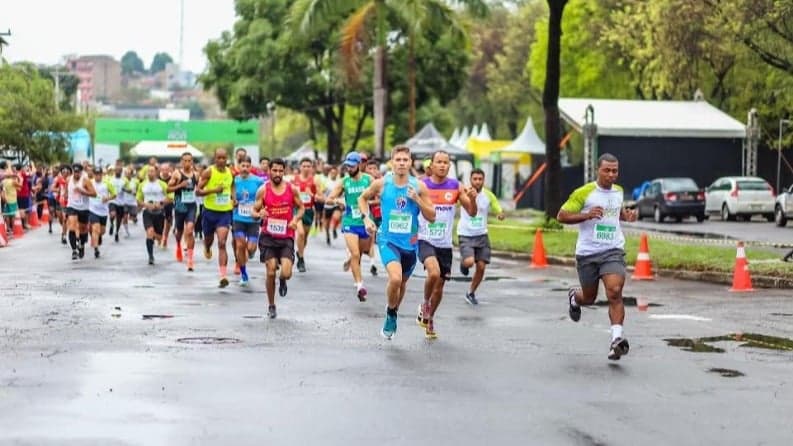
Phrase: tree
[
  {"left": 543, "top": 0, "right": 567, "bottom": 219},
  {"left": 121, "top": 50, "right": 145, "bottom": 75},
  {"left": 150, "top": 52, "right": 174, "bottom": 73}
]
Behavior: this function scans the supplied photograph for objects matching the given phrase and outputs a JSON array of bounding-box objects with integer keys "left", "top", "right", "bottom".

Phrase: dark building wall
[{"left": 757, "top": 145, "right": 793, "bottom": 192}]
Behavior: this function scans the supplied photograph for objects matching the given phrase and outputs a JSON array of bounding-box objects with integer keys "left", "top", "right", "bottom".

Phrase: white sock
[
  {"left": 611, "top": 325, "right": 623, "bottom": 341},
  {"left": 355, "top": 282, "right": 363, "bottom": 290},
  {"left": 569, "top": 289, "right": 580, "bottom": 307}
]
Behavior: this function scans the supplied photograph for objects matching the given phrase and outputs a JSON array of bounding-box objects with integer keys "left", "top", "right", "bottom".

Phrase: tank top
[
  {"left": 173, "top": 170, "right": 198, "bottom": 210},
  {"left": 323, "top": 177, "right": 341, "bottom": 209},
  {"left": 292, "top": 175, "right": 317, "bottom": 208},
  {"left": 138, "top": 179, "right": 169, "bottom": 214},
  {"left": 261, "top": 182, "right": 295, "bottom": 239},
  {"left": 417, "top": 177, "right": 460, "bottom": 248},
  {"left": 377, "top": 175, "right": 420, "bottom": 251},
  {"left": 341, "top": 174, "right": 372, "bottom": 227},
  {"left": 67, "top": 175, "right": 89, "bottom": 211},
  {"left": 233, "top": 174, "right": 264, "bottom": 223},
  {"left": 203, "top": 165, "right": 233, "bottom": 212},
  {"left": 89, "top": 179, "right": 114, "bottom": 217}
]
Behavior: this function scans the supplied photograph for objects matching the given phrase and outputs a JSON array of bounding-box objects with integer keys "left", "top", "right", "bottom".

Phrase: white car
[
  {"left": 704, "top": 176, "right": 775, "bottom": 222},
  {"left": 774, "top": 184, "right": 793, "bottom": 227}
]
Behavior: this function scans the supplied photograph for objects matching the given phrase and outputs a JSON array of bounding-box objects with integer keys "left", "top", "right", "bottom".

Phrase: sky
[{"left": 3, "top": 0, "right": 237, "bottom": 73}]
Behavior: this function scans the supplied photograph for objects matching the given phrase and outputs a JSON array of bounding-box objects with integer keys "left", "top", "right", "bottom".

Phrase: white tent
[
  {"left": 470, "top": 124, "right": 480, "bottom": 141},
  {"left": 129, "top": 141, "right": 204, "bottom": 160},
  {"left": 495, "top": 117, "right": 545, "bottom": 155},
  {"left": 285, "top": 141, "right": 326, "bottom": 162},
  {"left": 458, "top": 126, "right": 470, "bottom": 146},
  {"left": 478, "top": 123, "right": 492, "bottom": 141},
  {"left": 449, "top": 128, "right": 460, "bottom": 146}
]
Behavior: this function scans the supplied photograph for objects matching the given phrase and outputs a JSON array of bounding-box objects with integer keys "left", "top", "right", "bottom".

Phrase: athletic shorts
[
  {"left": 323, "top": 206, "right": 337, "bottom": 219},
  {"left": 125, "top": 204, "right": 138, "bottom": 216},
  {"left": 233, "top": 220, "right": 260, "bottom": 242},
  {"left": 301, "top": 209, "right": 315, "bottom": 228},
  {"left": 259, "top": 234, "right": 295, "bottom": 263},
  {"left": 163, "top": 203, "right": 174, "bottom": 225},
  {"left": 174, "top": 204, "right": 197, "bottom": 232},
  {"left": 378, "top": 240, "right": 418, "bottom": 278},
  {"left": 202, "top": 209, "right": 232, "bottom": 236},
  {"left": 3, "top": 202, "right": 19, "bottom": 216},
  {"left": 418, "top": 240, "right": 453, "bottom": 280},
  {"left": 89, "top": 212, "right": 108, "bottom": 226},
  {"left": 17, "top": 196, "right": 31, "bottom": 210},
  {"left": 575, "top": 248, "right": 626, "bottom": 287},
  {"left": 314, "top": 202, "right": 323, "bottom": 214},
  {"left": 342, "top": 224, "right": 369, "bottom": 240},
  {"left": 459, "top": 234, "right": 492, "bottom": 264},
  {"left": 66, "top": 207, "right": 90, "bottom": 224},
  {"left": 109, "top": 203, "right": 125, "bottom": 217},
  {"left": 142, "top": 210, "right": 165, "bottom": 235},
  {"left": 47, "top": 197, "right": 60, "bottom": 213}
]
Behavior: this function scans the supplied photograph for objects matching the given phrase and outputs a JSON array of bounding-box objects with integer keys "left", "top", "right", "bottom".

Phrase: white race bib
[
  {"left": 388, "top": 212, "right": 411, "bottom": 234},
  {"left": 215, "top": 193, "right": 230, "bottom": 205},
  {"left": 267, "top": 218, "right": 287, "bottom": 235},
  {"left": 427, "top": 222, "right": 447, "bottom": 239},
  {"left": 181, "top": 190, "right": 195, "bottom": 203},
  {"left": 351, "top": 208, "right": 362, "bottom": 219},
  {"left": 593, "top": 223, "right": 617, "bottom": 242},
  {"left": 238, "top": 203, "right": 254, "bottom": 217},
  {"left": 469, "top": 216, "right": 485, "bottom": 229},
  {"left": 300, "top": 192, "right": 312, "bottom": 204}
]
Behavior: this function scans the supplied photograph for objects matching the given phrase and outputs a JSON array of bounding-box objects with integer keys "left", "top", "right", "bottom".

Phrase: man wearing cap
[{"left": 326, "top": 152, "right": 374, "bottom": 301}]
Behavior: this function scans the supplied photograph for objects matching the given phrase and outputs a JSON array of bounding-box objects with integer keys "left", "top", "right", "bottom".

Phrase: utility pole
[
  {"left": 179, "top": 0, "right": 185, "bottom": 69},
  {"left": 0, "top": 29, "right": 11, "bottom": 55}
]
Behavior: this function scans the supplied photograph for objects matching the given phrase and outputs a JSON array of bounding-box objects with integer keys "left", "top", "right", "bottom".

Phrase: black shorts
[
  {"left": 163, "top": 203, "right": 174, "bottom": 225},
  {"left": 459, "top": 234, "right": 492, "bottom": 264},
  {"left": 418, "top": 240, "right": 453, "bottom": 280},
  {"left": 323, "top": 207, "right": 337, "bottom": 219},
  {"left": 89, "top": 213, "right": 108, "bottom": 226},
  {"left": 314, "top": 202, "right": 324, "bottom": 214},
  {"left": 259, "top": 234, "right": 295, "bottom": 263},
  {"left": 143, "top": 211, "right": 165, "bottom": 235},
  {"left": 576, "top": 248, "right": 627, "bottom": 287},
  {"left": 48, "top": 197, "right": 60, "bottom": 212},
  {"left": 125, "top": 204, "right": 138, "bottom": 216},
  {"left": 174, "top": 204, "right": 197, "bottom": 232},
  {"left": 66, "top": 207, "right": 90, "bottom": 224},
  {"left": 17, "top": 196, "right": 31, "bottom": 210},
  {"left": 109, "top": 203, "right": 126, "bottom": 217}
]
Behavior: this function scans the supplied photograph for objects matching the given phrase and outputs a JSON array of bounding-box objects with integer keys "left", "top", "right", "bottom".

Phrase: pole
[{"left": 779, "top": 119, "right": 791, "bottom": 194}]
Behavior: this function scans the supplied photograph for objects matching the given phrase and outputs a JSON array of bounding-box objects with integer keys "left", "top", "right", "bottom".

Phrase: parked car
[
  {"left": 637, "top": 177, "right": 706, "bottom": 223},
  {"left": 705, "top": 176, "right": 775, "bottom": 221},
  {"left": 774, "top": 184, "right": 793, "bottom": 227}
]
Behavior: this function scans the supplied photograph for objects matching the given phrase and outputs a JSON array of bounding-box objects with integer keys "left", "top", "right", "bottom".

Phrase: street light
[
  {"left": 778, "top": 119, "right": 791, "bottom": 194},
  {"left": 266, "top": 101, "right": 276, "bottom": 158}
]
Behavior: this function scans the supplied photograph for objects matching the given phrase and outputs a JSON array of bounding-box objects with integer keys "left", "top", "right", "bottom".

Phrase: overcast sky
[{"left": 3, "top": 0, "right": 237, "bottom": 73}]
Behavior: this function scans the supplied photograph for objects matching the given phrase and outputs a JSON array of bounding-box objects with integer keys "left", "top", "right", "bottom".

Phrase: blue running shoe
[
  {"left": 381, "top": 312, "right": 397, "bottom": 339},
  {"left": 241, "top": 270, "right": 249, "bottom": 286}
]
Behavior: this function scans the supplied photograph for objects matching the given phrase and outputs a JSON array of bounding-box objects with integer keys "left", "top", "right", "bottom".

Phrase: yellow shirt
[{"left": 203, "top": 166, "right": 233, "bottom": 212}]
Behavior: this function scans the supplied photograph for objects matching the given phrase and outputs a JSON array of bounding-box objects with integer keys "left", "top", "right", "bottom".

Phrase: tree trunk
[
  {"left": 351, "top": 105, "right": 369, "bottom": 151},
  {"left": 542, "top": 0, "right": 568, "bottom": 220},
  {"left": 322, "top": 106, "right": 343, "bottom": 164},
  {"left": 373, "top": 0, "right": 387, "bottom": 159},
  {"left": 408, "top": 32, "right": 417, "bottom": 136}
]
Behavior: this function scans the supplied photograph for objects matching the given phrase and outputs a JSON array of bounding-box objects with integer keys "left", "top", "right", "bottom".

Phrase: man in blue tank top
[
  {"left": 232, "top": 156, "right": 264, "bottom": 286},
  {"left": 358, "top": 145, "right": 436, "bottom": 340}
]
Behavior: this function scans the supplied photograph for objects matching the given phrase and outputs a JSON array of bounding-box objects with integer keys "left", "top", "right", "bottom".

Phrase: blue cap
[{"left": 343, "top": 152, "right": 362, "bottom": 167}]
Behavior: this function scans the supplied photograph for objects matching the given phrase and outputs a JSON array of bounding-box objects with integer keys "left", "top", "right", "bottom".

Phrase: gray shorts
[
  {"left": 459, "top": 234, "right": 491, "bottom": 264},
  {"left": 575, "top": 248, "right": 626, "bottom": 287}
]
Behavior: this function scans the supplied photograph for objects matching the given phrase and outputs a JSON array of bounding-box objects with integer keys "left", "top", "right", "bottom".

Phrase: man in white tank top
[
  {"left": 65, "top": 164, "right": 97, "bottom": 260},
  {"left": 88, "top": 167, "right": 116, "bottom": 259}
]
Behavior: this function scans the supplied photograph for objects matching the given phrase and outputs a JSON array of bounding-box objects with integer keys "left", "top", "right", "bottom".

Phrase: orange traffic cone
[
  {"left": 41, "top": 201, "right": 51, "bottom": 224},
  {"left": 729, "top": 241, "right": 754, "bottom": 292},
  {"left": 0, "top": 218, "right": 8, "bottom": 247},
  {"left": 28, "top": 206, "right": 40, "bottom": 228},
  {"left": 530, "top": 228, "right": 548, "bottom": 268},
  {"left": 12, "top": 211, "right": 24, "bottom": 238},
  {"left": 631, "top": 233, "right": 655, "bottom": 280}
]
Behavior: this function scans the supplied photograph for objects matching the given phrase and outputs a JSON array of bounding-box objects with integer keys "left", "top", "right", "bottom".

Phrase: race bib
[
  {"left": 89, "top": 196, "right": 103, "bottom": 206},
  {"left": 388, "top": 212, "right": 411, "bottom": 234},
  {"left": 594, "top": 223, "right": 617, "bottom": 241},
  {"left": 181, "top": 190, "right": 195, "bottom": 203},
  {"left": 75, "top": 195, "right": 88, "bottom": 205},
  {"left": 469, "top": 216, "right": 485, "bottom": 229},
  {"left": 351, "top": 208, "right": 362, "bottom": 219},
  {"left": 238, "top": 203, "right": 254, "bottom": 218},
  {"left": 216, "top": 193, "right": 230, "bottom": 205},
  {"left": 300, "top": 192, "right": 312, "bottom": 204},
  {"left": 427, "top": 222, "right": 447, "bottom": 239},
  {"left": 267, "top": 218, "right": 288, "bottom": 235}
]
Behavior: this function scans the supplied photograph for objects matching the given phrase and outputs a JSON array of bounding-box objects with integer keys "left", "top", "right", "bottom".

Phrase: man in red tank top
[
  {"left": 291, "top": 158, "right": 323, "bottom": 273},
  {"left": 253, "top": 158, "right": 305, "bottom": 319}
]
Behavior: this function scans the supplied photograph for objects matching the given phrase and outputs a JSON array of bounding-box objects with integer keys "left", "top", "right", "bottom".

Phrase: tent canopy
[
  {"left": 559, "top": 98, "right": 746, "bottom": 138},
  {"left": 405, "top": 123, "right": 474, "bottom": 162},
  {"left": 495, "top": 117, "right": 546, "bottom": 155},
  {"left": 285, "top": 141, "right": 326, "bottom": 162},
  {"left": 129, "top": 141, "right": 204, "bottom": 160}
]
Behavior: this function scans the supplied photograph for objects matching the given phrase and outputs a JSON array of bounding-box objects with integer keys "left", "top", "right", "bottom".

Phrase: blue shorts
[
  {"left": 233, "top": 220, "right": 260, "bottom": 242},
  {"left": 342, "top": 224, "right": 369, "bottom": 239},
  {"left": 202, "top": 209, "right": 232, "bottom": 236},
  {"left": 378, "top": 240, "right": 417, "bottom": 278}
]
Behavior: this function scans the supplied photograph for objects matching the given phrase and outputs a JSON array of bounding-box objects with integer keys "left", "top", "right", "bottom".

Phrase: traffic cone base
[
  {"left": 631, "top": 233, "right": 655, "bottom": 280},
  {"left": 28, "top": 207, "right": 41, "bottom": 228},
  {"left": 530, "top": 228, "right": 548, "bottom": 269},
  {"left": 41, "top": 202, "right": 51, "bottom": 224},
  {"left": 12, "top": 213, "right": 24, "bottom": 238},
  {"left": 729, "top": 242, "right": 754, "bottom": 292},
  {"left": 0, "top": 219, "right": 8, "bottom": 247}
]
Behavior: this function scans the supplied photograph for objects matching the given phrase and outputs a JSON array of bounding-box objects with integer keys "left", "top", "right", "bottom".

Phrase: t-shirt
[
  {"left": 89, "top": 178, "right": 117, "bottom": 217},
  {"left": 417, "top": 177, "right": 460, "bottom": 248},
  {"left": 457, "top": 188, "right": 502, "bottom": 237},
  {"left": 18, "top": 171, "right": 31, "bottom": 198},
  {"left": 233, "top": 174, "right": 264, "bottom": 223},
  {"left": 560, "top": 182, "right": 625, "bottom": 257},
  {"left": 2, "top": 177, "right": 18, "bottom": 204},
  {"left": 341, "top": 174, "right": 372, "bottom": 227}
]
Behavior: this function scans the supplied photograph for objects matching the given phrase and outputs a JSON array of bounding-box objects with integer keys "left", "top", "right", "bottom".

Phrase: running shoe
[
  {"left": 71, "top": 249, "right": 78, "bottom": 260},
  {"left": 370, "top": 265, "right": 378, "bottom": 276},
  {"left": 219, "top": 277, "right": 229, "bottom": 288},
  {"left": 608, "top": 338, "right": 630, "bottom": 361},
  {"left": 416, "top": 303, "right": 429, "bottom": 328},
  {"left": 94, "top": 248, "right": 100, "bottom": 259},
  {"left": 61, "top": 235, "right": 67, "bottom": 245},
  {"left": 278, "top": 278, "right": 288, "bottom": 297},
  {"left": 326, "top": 234, "right": 331, "bottom": 246},
  {"left": 114, "top": 233, "right": 119, "bottom": 243},
  {"left": 460, "top": 264, "right": 470, "bottom": 277},
  {"left": 332, "top": 229, "right": 338, "bottom": 239},
  {"left": 148, "top": 255, "right": 154, "bottom": 265},
  {"left": 382, "top": 313, "right": 397, "bottom": 339},
  {"left": 204, "top": 246, "right": 212, "bottom": 260},
  {"left": 109, "top": 224, "right": 114, "bottom": 235},
  {"left": 568, "top": 288, "right": 581, "bottom": 322},
  {"left": 297, "top": 257, "right": 306, "bottom": 273},
  {"left": 268, "top": 305, "right": 277, "bottom": 319},
  {"left": 48, "top": 226, "right": 52, "bottom": 234},
  {"left": 464, "top": 292, "right": 478, "bottom": 305},
  {"left": 175, "top": 245, "right": 183, "bottom": 262},
  {"left": 78, "top": 245, "right": 85, "bottom": 259},
  {"left": 187, "top": 260, "right": 194, "bottom": 272},
  {"left": 357, "top": 285, "right": 367, "bottom": 302},
  {"left": 425, "top": 319, "right": 437, "bottom": 340},
  {"left": 343, "top": 258, "right": 351, "bottom": 272},
  {"left": 240, "top": 277, "right": 249, "bottom": 287}
]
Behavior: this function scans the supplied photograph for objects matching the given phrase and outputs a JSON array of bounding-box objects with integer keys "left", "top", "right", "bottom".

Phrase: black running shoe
[
  {"left": 71, "top": 249, "right": 78, "bottom": 260},
  {"left": 370, "top": 265, "right": 378, "bottom": 276},
  {"left": 460, "top": 264, "right": 470, "bottom": 277},
  {"left": 114, "top": 233, "right": 119, "bottom": 243},
  {"left": 465, "top": 292, "right": 478, "bottom": 305},
  {"left": 568, "top": 288, "right": 581, "bottom": 322},
  {"left": 268, "top": 305, "right": 277, "bottom": 319},
  {"left": 608, "top": 338, "right": 630, "bottom": 361},
  {"left": 326, "top": 234, "right": 331, "bottom": 246},
  {"left": 61, "top": 236, "right": 67, "bottom": 245},
  {"left": 78, "top": 245, "right": 85, "bottom": 259},
  {"left": 278, "top": 278, "right": 288, "bottom": 297},
  {"left": 148, "top": 256, "right": 154, "bottom": 265},
  {"left": 109, "top": 225, "right": 114, "bottom": 235},
  {"left": 297, "top": 257, "right": 306, "bottom": 273},
  {"left": 94, "top": 248, "right": 100, "bottom": 259},
  {"left": 332, "top": 229, "right": 337, "bottom": 239}
]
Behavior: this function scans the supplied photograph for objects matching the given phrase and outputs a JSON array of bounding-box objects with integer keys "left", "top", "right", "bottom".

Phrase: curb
[{"left": 491, "top": 250, "right": 793, "bottom": 289}]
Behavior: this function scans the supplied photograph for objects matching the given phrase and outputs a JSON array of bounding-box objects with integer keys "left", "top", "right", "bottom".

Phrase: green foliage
[
  {"left": 121, "top": 51, "right": 145, "bottom": 75},
  {"left": 150, "top": 52, "right": 174, "bottom": 73}
]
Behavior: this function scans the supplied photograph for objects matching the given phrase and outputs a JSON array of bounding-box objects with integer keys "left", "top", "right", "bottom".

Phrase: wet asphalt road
[
  {"left": 624, "top": 217, "right": 793, "bottom": 247},
  {"left": 1, "top": 225, "right": 793, "bottom": 445}
]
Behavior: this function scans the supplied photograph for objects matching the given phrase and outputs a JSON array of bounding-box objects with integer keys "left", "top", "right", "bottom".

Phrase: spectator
[
  {"left": 2, "top": 161, "right": 22, "bottom": 232},
  {"left": 15, "top": 164, "right": 32, "bottom": 229}
]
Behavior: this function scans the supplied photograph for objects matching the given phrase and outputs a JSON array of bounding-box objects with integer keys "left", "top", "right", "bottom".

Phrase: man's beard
[
  {"left": 349, "top": 167, "right": 359, "bottom": 176},
  {"left": 271, "top": 176, "right": 282, "bottom": 185}
]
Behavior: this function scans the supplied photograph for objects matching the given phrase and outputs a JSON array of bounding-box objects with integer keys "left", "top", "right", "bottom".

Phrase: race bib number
[
  {"left": 238, "top": 203, "right": 254, "bottom": 218},
  {"left": 74, "top": 195, "right": 88, "bottom": 205},
  {"left": 216, "top": 193, "right": 230, "bottom": 205},
  {"left": 427, "top": 222, "right": 447, "bottom": 239},
  {"left": 300, "top": 192, "right": 312, "bottom": 204},
  {"left": 267, "top": 218, "right": 288, "bottom": 235},
  {"left": 351, "top": 208, "right": 362, "bottom": 219},
  {"left": 90, "top": 196, "right": 103, "bottom": 206},
  {"left": 469, "top": 216, "right": 485, "bottom": 229},
  {"left": 594, "top": 223, "right": 617, "bottom": 241},
  {"left": 181, "top": 190, "right": 195, "bottom": 203},
  {"left": 388, "top": 212, "right": 411, "bottom": 234}
]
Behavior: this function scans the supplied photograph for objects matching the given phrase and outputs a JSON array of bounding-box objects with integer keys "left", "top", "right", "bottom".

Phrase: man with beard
[
  {"left": 65, "top": 164, "right": 98, "bottom": 260},
  {"left": 168, "top": 152, "right": 200, "bottom": 271}
]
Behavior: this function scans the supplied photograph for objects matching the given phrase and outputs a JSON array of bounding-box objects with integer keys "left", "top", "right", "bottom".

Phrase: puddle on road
[
  {"left": 666, "top": 333, "right": 793, "bottom": 353},
  {"left": 176, "top": 337, "right": 242, "bottom": 345},
  {"left": 133, "top": 285, "right": 155, "bottom": 289},
  {"left": 665, "top": 337, "right": 729, "bottom": 353},
  {"left": 141, "top": 314, "right": 175, "bottom": 320},
  {"left": 456, "top": 315, "right": 485, "bottom": 324},
  {"left": 593, "top": 297, "right": 663, "bottom": 308},
  {"left": 242, "top": 315, "right": 263, "bottom": 319},
  {"left": 708, "top": 368, "right": 744, "bottom": 378}
]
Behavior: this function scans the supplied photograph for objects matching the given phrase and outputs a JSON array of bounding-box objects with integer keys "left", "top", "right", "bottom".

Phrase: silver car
[{"left": 704, "top": 176, "right": 775, "bottom": 221}]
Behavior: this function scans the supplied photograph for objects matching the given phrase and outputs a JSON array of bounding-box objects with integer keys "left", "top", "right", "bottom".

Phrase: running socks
[
  {"left": 387, "top": 307, "right": 398, "bottom": 317},
  {"left": 146, "top": 239, "right": 154, "bottom": 257},
  {"left": 79, "top": 233, "right": 88, "bottom": 246},
  {"left": 240, "top": 264, "right": 247, "bottom": 277},
  {"left": 611, "top": 325, "right": 623, "bottom": 341},
  {"left": 219, "top": 265, "right": 227, "bottom": 277},
  {"left": 68, "top": 231, "right": 78, "bottom": 249}
]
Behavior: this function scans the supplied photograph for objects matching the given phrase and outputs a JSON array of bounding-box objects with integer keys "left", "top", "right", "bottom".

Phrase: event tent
[
  {"left": 405, "top": 123, "right": 474, "bottom": 162},
  {"left": 128, "top": 141, "right": 204, "bottom": 161}
]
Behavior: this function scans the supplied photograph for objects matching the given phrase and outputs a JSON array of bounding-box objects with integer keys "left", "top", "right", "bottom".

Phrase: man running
[
  {"left": 232, "top": 156, "right": 264, "bottom": 286},
  {"left": 52, "top": 166, "right": 70, "bottom": 244},
  {"left": 168, "top": 152, "right": 199, "bottom": 271},
  {"left": 123, "top": 167, "right": 139, "bottom": 232},
  {"left": 159, "top": 163, "right": 175, "bottom": 249},
  {"left": 358, "top": 145, "right": 436, "bottom": 340},
  {"left": 108, "top": 166, "right": 130, "bottom": 243},
  {"left": 88, "top": 167, "right": 116, "bottom": 259},
  {"left": 253, "top": 158, "right": 304, "bottom": 319},
  {"left": 364, "top": 158, "right": 383, "bottom": 276},
  {"left": 292, "top": 158, "right": 323, "bottom": 273},
  {"left": 322, "top": 165, "right": 342, "bottom": 245},
  {"left": 197, "top": 148, "right": 235, "bottom": 288},
  {"left": 327, "top": 152, "right": 373, "bottom": 300},
  {"left": 137, "top": 165, "right": 170, "bottom": 265},
  {"left": 415, "top": 151, "right": 477, "bottom": 339},
  {"left": 556, "top": 153, "right": 637, "bottom": 361},
  {"left": 65, "top": 164, "right": 97, "bottom": 260},
  {"left": 457, "top": 168, "right": 505, "bottom": 305}
]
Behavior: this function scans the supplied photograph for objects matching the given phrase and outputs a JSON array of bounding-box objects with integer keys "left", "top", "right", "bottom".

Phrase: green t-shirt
[{"left": 341, "top": 174, "right": 372, "bottom": 227}]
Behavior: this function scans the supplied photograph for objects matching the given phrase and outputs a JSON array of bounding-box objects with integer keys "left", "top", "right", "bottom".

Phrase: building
[{"left": 67, "top": 55, "right": 122, "bottom": 105}]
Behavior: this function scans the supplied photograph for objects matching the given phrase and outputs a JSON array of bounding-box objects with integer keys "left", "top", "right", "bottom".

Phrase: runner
[
  {"left": 168, "top": 152, "right": 199, "bottom": 271},
  {"left": 364, "top": 158, "right": 383, "bottom": 276},
  {"left": 52, "top": 165, "right": 70, "bottom": 244},
  {"left": 556, "top": 153, "right": 637, "bottom": 361},
  {"left": 137, "top": 164, "right": 171, "bottom": 265},
  {"left": 108, "top": 165, "right": 130, "bottom": 243},
  {"left": 65, "top": 164, "right": 97, "bottom": 260},
  {"left": 322, "top": 165, "right": 342, "bottom": 246},
  {"left": 291, "top": 158, "right": 323, "bottom": 273},
  {"left": 123, "top": 167, "right": 139, "bottom": 232},
  {"left": 357, "top": 145, "right": 436, "bottom": 339},
  {"left": 88, "top": 167, "right": 116, "bottom": 259},
  {"left": 415, "top": 151, "right": 477, "bottom": 339},
  {"left": 253, "top": 158, "right": 304, "bottom": 318},
  {"left": 159, "top": 163, "right": 175, "bottom": 250},
  {"left": 257, "top": 157, "right": 270, "bottom": 182},
  {"left": 457, "top": 168, "right": 505, "bottom": 305},
  {"left": 232, "top": 156, "right": 264, "bottom": 286},
  {"left": 312, "top": 162, "right": 326, "bottom": 235},
  {"left": 197, "top": 148, "right": 235, "bottom": 288},
  {"left": 327, "top": 152, "right": 373, "bottom": 300}
]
